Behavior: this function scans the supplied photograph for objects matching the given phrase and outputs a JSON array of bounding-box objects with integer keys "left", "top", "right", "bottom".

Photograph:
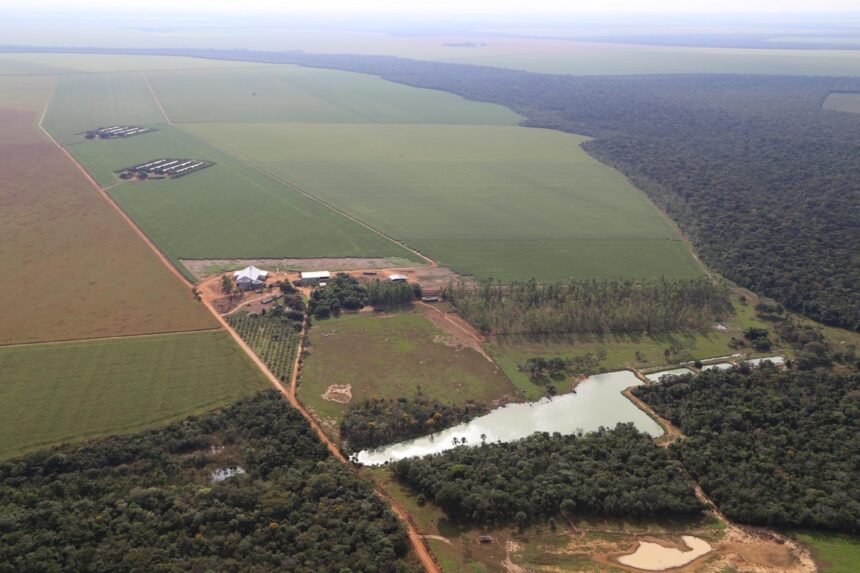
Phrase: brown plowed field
[{"left": 0, "top": 81, "right": 215, "bottom": 345}]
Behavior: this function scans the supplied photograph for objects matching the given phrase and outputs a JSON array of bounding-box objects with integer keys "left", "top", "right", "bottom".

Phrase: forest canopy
[
  {"left": 443, "top": 277, "right": 730, "bottom": 335},
  {"left": 0, "top": 392, "right": 414, "bottom": 573},
  {"left": 635, "top": 369, "right": 860, "bottom": 533},
  {"left": 390, "top": 425, "right": 704, "bottom": 525}
]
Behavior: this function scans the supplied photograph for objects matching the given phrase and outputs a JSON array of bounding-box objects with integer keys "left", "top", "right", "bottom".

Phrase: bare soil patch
[{"left": 322, "top": 384, "right": 353, "bottom": 404}]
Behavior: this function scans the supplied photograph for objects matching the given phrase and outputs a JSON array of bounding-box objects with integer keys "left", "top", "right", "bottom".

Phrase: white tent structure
[{"left": 233, "top": 266, "right": 269, "bottom": 290}]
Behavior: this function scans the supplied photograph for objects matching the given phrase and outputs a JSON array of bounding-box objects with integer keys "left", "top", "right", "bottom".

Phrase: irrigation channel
[{"left": 357, "top": 370, "right": 663, "bottom": 465}]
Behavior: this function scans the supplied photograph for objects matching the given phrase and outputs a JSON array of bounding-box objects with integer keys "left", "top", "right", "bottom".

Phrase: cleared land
[
  {"left": 145, "top": 65, "right": 522, "bottom": 124},
  {"left": 298, "top": 310, "right": 516, "bottom": 431},
  {"left": 0, "top": 331, "right": 268, "bottom": 459},
  {"left": 187, "top": 122, "right": 702, "bottom": 281},
  {"left": 823, "top": 92, "right": 860, "bottom": 114},
  {"left": 0, "top": 77, "right": 215, "bottom": 344}
]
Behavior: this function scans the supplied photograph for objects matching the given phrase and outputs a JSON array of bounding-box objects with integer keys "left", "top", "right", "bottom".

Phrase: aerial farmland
[{"left": 1, "top": 29, "right": 858, "bottom": 573}]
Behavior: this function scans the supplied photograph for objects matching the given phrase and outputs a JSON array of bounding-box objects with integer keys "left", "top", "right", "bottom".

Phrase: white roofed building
[
  {"left": 233, "top": 266, "right": 268, "bottom": 290},
  {"left": 299, "top": 270, "right": 331, "bottom": 284}
]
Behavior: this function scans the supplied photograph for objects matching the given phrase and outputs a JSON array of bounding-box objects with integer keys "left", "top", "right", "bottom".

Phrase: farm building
[
  {"left": 389, "top": 274, "right": 408, "bottom": 282},
  {"left": 299, "top": 270, "right": 331, "bottom": 285},
  {"left": 233, "top": 266, "right": 269, "bottom": 290}
]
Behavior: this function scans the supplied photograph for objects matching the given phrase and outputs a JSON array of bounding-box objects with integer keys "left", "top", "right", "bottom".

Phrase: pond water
[
  {"left": 356, "top": 370, "right": 663, "bottom": 466},
  {"left": 645, "top": 368, "right": 694, "bottom": 382},
  {"left": 617, "top": 536, "right": 712, "bottom": 571}
]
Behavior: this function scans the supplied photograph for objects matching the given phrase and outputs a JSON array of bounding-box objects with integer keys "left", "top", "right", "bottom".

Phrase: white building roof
[
  {"left": 389, "top": 274, "right": 408, "bottom": 281},
  {"left": 300, "top": 271, "right": 331, "bottom": 280},
  {"left": 233, "top": 265, "right": 268, "bottom": 281}
]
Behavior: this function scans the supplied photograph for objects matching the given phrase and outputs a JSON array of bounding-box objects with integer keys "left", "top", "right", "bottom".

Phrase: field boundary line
[
  {"left": 0, "top": 327, "right": 223, "bottom": 350},
  {"left": 37, "top": 96, "right": 197, "bottom": 291}
]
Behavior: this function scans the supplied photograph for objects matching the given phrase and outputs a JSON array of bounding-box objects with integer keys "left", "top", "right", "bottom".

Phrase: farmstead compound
[
  {"left": 83, "top": 125, "right": 155, "bottom": 139},
  {"left": 116, "top": 158, "right": 214, "bottom": 180}
]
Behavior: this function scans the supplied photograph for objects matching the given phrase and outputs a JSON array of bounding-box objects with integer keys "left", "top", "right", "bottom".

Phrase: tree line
[
  {"left": 0, "top": 392, "right": 415, "bottom": 573},
  {"left": 635, "top": 369, "right": 860, "bottom": 533},
  {"left": 341, "top": 396, "right": 488, "bottom": 451},
  {"left": 443, "top": 277, "right": 730, "bottom": 335},
  {"left": 390, "top": 425, "right": 705, "bottom": 525}
]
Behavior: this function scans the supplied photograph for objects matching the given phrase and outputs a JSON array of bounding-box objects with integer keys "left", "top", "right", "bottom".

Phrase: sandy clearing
[
  {"left": 322, "top": 384, "right": 353, "bottom": 404},
  {"left": 617, "top": 536, "right": 712, "bottom": 570}
]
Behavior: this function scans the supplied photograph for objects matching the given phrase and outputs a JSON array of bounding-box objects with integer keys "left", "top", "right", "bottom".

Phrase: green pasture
[
  {"left": 186, "top": 122, "right": 702, "bottom": 281},
  {"left": 146, "top": 66, "right": 521, "bottom": 124},
  {"left": 795, "top": 532, "right": 860, "bottom": 573},
  {"left": 0, "top": 331, "right": 267, "bottom": 460},
  {"left": 298, "top": 311, "right": 516, "bottom": 427}
]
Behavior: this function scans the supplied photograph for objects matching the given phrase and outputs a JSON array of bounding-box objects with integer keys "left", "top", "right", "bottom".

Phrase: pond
[
  {"left": 617, "top": 536, "right": 712, "bottom": 571},
  {"left": 356, "top": 370, "right": 663, "bottom": 465}
]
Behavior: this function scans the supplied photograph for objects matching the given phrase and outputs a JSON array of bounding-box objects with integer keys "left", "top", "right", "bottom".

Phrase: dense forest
[
  {"left": 341, "top": 397, "right": 488, "bottom": 451},
  {"left": 635, "top": 369, "right": 860, "bottom": 532},
  {"left": 390, "top": 425, "right": 704, "bottom": 525},
  {"left": 0, "top": 392, "right": 415, "bottom": 573},
  {"left": 443, "top": 277, "right": 730, "bottom": 335},
  {"left": 12, "top": 46, "right": 859, "bottom": 330}
]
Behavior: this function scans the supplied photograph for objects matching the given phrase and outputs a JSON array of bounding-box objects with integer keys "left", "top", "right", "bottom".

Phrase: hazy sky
[{"left": 7, "top": 0, "right": 860, "bottom": 14}]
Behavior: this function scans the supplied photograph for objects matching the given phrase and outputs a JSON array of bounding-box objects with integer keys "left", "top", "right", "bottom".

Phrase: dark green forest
[
  {"left": 341, "top": 397, "right": 488, "bottom": 451},
  {"left": 12, "top": 46, "right": 860, "bottom": 330},
  {"left": 635, "top": 369, "right": 860, "bottom": 533},
  {"left": 390, "top": 425, "right": 704, "bottom": 525},
  {"left": 0, "top": 392, "right": 414, "bottom": 573},
  {"left": 443, "top": 277, "right": 730, "bottom": 335}
]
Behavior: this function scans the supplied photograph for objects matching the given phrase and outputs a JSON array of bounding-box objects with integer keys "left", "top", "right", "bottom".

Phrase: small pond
[{"left": 356, "top": 370, "right": 663, "bottom": 465}]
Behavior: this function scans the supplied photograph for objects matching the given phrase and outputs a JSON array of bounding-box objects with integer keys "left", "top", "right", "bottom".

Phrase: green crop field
[
  {"left": 0, "top": 52, "right": 264, "bottom": 73},
  {"left": 298, "top": 311, "right": 516, "bottom": 428},
  {"left": 186, "top": 122, "right": 702, "bottom": 281},
  {"left": 0, "top": 331, "right": 268, "bottom": 459},
  {"left": 39, "top": 56, "right": 701, "bottom": 283},
  {"left": 43, "top": 72, "right": 167, "bottom": 145},
  {"left": 145, "top": 66, "right": 521, "bottom": 124}
]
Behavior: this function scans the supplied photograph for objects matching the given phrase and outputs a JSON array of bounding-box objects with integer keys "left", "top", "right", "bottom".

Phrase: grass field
[
  {"left": 146, "top": 66, "right": 521, "bottom": 125},
  {"left": 298, "top": 310, "right": 516, "bottom": 429},
  {"left": 795, "top": 532, "right": 860, "bottom": 573},
  {"left": 0, "top": 331, "right": 268, "bottom": 459},
  {"left": 0, "top": 78, "right": 216, "bottom": 345},
  {"left": 823, "top": 92, "right": 860, "bottom": 114},
  {"left": 186, "top": 122, "right": 702, "bottom": 281},
  {"left": 0, "top": 52, "right": 264, "bottom": 73}
]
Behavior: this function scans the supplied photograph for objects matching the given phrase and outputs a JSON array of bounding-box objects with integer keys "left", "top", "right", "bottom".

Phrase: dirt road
[{"left": 44, "top": 86, "right": 441, "bottom": 571}]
